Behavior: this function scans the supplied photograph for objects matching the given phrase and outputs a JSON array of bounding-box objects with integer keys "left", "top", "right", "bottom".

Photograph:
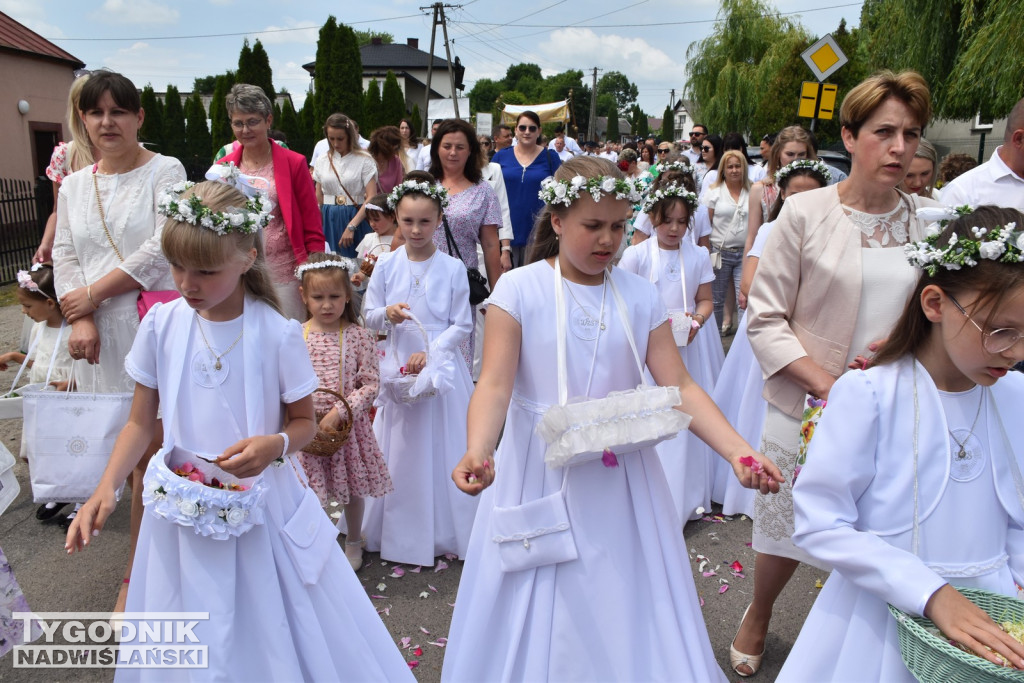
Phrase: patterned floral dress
[
  {"left": 433, "top": 181, "right": 502, "bottom": 369},
  {"left": 299, "top": 324, "right": 392, "bottom": 505}
]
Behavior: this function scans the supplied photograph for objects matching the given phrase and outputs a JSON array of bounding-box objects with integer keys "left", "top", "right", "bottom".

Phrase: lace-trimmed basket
[
  {"left": 305, "top": 388, "right": 353, "bottom": 457},
  {"left": 381, "top": 314, "right": 437, "bottom": 404},
  {"left": 142, "top": 446, "right": 268, "bottom": 540},
  {"left": 888, "top": 587, "right": 1024, "bottom": 683}
]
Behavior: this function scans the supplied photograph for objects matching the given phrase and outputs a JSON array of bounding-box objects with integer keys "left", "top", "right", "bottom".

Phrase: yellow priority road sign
[
  {"left": 801, "top": 34, "right": 848, "bottom": 82},
  {"left": 798, "top": 82, "right": 838, "bottom": 120}
]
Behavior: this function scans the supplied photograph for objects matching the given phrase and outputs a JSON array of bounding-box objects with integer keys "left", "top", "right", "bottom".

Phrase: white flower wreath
[
  {"left": 386, "top": 180, "right": 450, "bottom": 210},
  {"left": 538, "top": 175, "right": 644, "bottom": 207},
  {"left": 640, "top": 185, "right": 698, "bottom": 215},
  {"left": 157, "top": 181, "right": 273, "bottom": 236},
  {"left": 294, "top": 257, "right": 358, "bottom": 280},
  {"left": 774, "top": 159, "right": 832, "bottom": 186}
]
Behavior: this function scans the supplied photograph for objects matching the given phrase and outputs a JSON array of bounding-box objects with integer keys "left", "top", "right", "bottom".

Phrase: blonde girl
[
  {"left": 296, "top": 252, "right": 393, "bottom": 572},
  {"left": 65, "top": 179, "right": 411, "bottom": 681}
]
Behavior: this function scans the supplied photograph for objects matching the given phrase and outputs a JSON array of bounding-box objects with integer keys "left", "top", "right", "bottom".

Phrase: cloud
[
  {"left": 540, "top": 28, "right": 685, "bottom": 80},
  {"left": 98, "top": 0, "right": 178, "bottom": 25},
  {"left": 0, "top": 0, "right": 66, "bottom": 38},
  {"left": 98, "top": 41, "right": 204, "bottom": 90}
]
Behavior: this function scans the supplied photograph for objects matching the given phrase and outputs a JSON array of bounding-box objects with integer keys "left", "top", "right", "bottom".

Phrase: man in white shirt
[
  {"left": 599, "top": 142, "right": 618, "bottom": 163},
  {"left": 942, "top": 97, "right": 1024, "bottom": 211},
  {"left": 552, "top": 136, "right": 573, "bottom": 162},
  {"left": 415, "top": 119, "right": 443, "bottom": 171},
  {"left": 684, "top": 124, "right": 707, "bottom": 165},
  {"left": 548, "top": 123, "right": 582, "bottom": 157}
]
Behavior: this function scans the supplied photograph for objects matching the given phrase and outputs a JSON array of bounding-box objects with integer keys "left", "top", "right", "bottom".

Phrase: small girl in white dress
[
  {"left": 66, "top": 179, "right": 411, "bottom": 681},
  {"left": 362, "top": 171, "right": 477, "bottom": 567},
  {"left": 619, "top": 174, "right": 723, "bottom": 522},
  {"left": 778, "top": 205, "right": 1024, "bottom": 681},
  {"left": 443, "top": 157, "right": 782, "bottom": 681}
]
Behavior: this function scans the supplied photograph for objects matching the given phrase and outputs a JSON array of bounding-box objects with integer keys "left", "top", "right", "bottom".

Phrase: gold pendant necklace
[
  {"left": 948, "top": 389, "right": 984, "bottom": 459},
  {"left": 195, "top": 313, "right": 243, "bottom": 371}
]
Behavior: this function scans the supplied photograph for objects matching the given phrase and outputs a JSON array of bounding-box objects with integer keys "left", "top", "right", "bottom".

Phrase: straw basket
[
  {"left": 359, "top": 243, "right": 391, "bottom": 278},
  {"left": 305, "top": 388, "right": 354, "bottom": 457},
  {"left": 888, "top": 587, "right": 1024, "bottom": 683},
  {"left": 381, "top": 314, "right": 436, "bottom": 404}
]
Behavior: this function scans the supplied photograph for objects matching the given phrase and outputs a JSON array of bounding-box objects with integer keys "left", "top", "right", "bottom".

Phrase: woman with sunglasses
[
  {"left": 695, "top": 134, "right": 723, "bottom": 196},
  {"left": 492, "top": 111, "right": 562, "bottom": 267},
  {"left": 478, "top": 134, "right": 494, "bottom": 160}
]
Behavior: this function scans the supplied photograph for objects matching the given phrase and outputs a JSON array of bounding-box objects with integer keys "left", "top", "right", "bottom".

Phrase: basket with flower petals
[{"left": 305, "top": 388, "right": 353, "bottom": 457}]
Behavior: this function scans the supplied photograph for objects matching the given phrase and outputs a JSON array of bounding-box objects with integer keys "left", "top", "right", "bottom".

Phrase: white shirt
[
  {"left": 599, "top": 151, "right": 619, "bottom": 163},
  {"left": 310, "top": 136, "right": 371, "bottom": 168},
  {"left": 553, "top": 149, "right": 573, "bottom": 162},
  {"left": 941, "top": 146, "right": 1024, "bottom": 211},
  {"left": 415, "top": 143, "right": 433, "bottom": 171},
  {"left": 632, "top": 206, "right": 712, "bottom": 245},
  {"left": 548, "top": 136, "right": 582, "bottom": 156},
  {"left": 683, "top": 148, "right": 700, "bottom": 165},
  {"left": 480, "top": 162, "right": 514, "bottom": 241}
]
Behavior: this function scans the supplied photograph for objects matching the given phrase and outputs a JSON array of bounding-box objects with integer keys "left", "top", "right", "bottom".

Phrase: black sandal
[{"left": 36, "top": 502, "right": 68, "bottom": 521}]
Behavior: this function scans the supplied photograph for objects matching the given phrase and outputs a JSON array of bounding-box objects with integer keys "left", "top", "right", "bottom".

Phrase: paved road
[{"left": 0, "top": 303, "right": 828, "bottom": 682}]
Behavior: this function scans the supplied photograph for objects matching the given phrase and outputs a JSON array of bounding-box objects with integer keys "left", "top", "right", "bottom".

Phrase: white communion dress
[
  {"left": 362, "top": 246, "right": 478, "bottom": 566},
  {"left": 442, "top": 260, "right": 727, "bottom": 682},
  {"left": 118, "top": 297, "right": 412, "bottom": 682},
  {"left": 778, "top": 358, "right": 1024, "bottom": 682},
  {"left": 619, "top": 237, "right": 724, "bottom": 522}
]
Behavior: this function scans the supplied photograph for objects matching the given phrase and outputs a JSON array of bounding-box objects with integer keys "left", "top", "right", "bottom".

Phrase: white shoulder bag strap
[{"left": 9, "top": 320, "right": 67, "bottom": 391}]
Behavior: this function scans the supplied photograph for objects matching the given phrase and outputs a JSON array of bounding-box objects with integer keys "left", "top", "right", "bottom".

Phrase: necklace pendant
[
  {"left": 957, "top": 445, "right": 966, "bottom": 459},
  {"left": 214, "top": 360, "right": 222, "bottom": 371}
]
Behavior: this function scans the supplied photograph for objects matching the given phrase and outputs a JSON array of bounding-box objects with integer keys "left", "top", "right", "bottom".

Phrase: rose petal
[
  {"left": 601, "top": 448, "right": 619, "bottom": 468},
  {"left": 413, "top": 647, "right": 423, "bottom": 656},
  {"left": 370, "top": 595, "right": 386, "bottom": 599},
  {"left": 329, "top": 511, "right": 342, "bottom": 519},
  {"left": 400, "top": 637, "right": 411, "bottom": 649},
  {"left": 719, "top": 584, "right": 730, "bottom": 594},
  {"left": 390, "top": 568, "right": 405, "bottom": 578},
  {"left": 419, "top": 627, "right": 430, "bottom": 635},
  {"left": 428, "top": 640, "right": 447, "bottom": 648},
  {"left": 732, "top": 572, "right": 746, "bottom": 579},
  {"left": 700, "top": 596, "right": 705, "bottom": 607},
  {"left": 419, "top": 592, "right": 430, "bottom": 599},
  {"left": 434, "top": 560, "right": 449, "bottom": 573},
  {"left": 408, "top": 661, "right": 419, "bottom": 669},
  {"left": 409, "top": 566, "right": 422, "bottom": 573},
  {"left": 330, "top": 501, "right": 339, "bottom": 507},
  {"left": 738, "top": 455, "right": 755, "bottom": 467},
  {"left": 730, "top": 561, "right": 744, "bottom": 573},
  {"left": 428, "top": 584, "right": 437, "bottom": 592},
  {"left": 695, "top": 507, "right": 706, "bottom": 515},
  {"left": 444, "top": 553, "right": 457, "bottom": 561},
  {"left": 702, "top": 571, "right": 716, "bottom": 577},
  {"left": 376, "top": 583, "right": 387, "bottom": 591}
]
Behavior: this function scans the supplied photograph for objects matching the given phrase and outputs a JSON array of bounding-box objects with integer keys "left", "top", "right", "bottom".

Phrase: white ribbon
[{"left": 206, "top": 162, "right": 269, "bottom": 199}]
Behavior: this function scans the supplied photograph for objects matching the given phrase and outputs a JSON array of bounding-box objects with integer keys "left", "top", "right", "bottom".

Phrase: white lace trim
[
  {"left": 492, "top": 523, "right": 571, "bottom": 546},
  {"left": 843, "top": 200, "right": 910, "bottom": 248},
  {"left": 926, "top": 553, "right": 1008, "bottom": 579}
]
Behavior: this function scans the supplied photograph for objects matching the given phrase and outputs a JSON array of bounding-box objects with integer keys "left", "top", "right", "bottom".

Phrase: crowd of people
[{"left": 1, "top": 64, "right": 1024, "bottom": 682}]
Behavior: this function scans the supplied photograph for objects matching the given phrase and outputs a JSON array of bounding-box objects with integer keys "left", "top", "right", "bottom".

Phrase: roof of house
[
  {"left": 303, "top": 39, "right": 451, "bottom": 76},
  {"left": 0, "top": 11, "right": 83, "bottom": 68}
]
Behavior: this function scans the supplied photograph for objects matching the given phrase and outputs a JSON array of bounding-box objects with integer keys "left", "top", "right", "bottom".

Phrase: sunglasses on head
[{"left": 518, "top": 124, "right": 538, "bottom": 132}]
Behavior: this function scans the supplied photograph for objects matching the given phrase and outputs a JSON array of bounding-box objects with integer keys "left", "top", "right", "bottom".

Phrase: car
[{"left": 746, "top": 146, "right": 851, "bottom": 178}]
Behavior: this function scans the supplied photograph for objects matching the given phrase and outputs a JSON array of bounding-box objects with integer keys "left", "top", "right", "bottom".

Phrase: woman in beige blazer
[{"left": 730, "top": 70, "right": 941, "bottom": 677}]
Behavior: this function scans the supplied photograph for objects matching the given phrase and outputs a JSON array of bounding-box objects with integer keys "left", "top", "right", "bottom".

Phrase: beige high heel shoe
[{"left": 729, "top": 604, "right": 764, "bottom": 677}]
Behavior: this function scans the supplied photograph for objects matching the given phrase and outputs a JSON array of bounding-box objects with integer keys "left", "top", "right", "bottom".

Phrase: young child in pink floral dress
[{"left": 297, "top": 252, "right": 393, "bottom": 571}]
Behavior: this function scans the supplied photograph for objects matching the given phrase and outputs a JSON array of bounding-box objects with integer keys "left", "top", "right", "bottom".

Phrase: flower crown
[
  {"left": 904, "top": 205, "right": 1024, "bottom": 276},
  {"left": 654, "top": 161, "right": 692, "bottom": 176},
  {"left": 640, "top": 184, "right": 698, "bottom": 215},
  {"left": 774, "top": 159, "right": 832, "bottom": 186},
  {"left": 294, "top": 257, "right": 357, "bottom": 280},
  {"left": 386, "top": 180, "right": 449, "bottom": 210},
  {"left": 538, "top": 175, "right": 644, "bottom": 207},
  {"left": 157, "top": 181, "right": 273, "bottom": 236},
  {"left": 16, "top": 264, "right": 54, "bottom": 300}
]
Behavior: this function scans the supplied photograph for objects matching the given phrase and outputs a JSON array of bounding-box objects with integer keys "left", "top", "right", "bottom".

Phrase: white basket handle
[{"left": 388, "top": 310, "right": 431, "bottom": 370}]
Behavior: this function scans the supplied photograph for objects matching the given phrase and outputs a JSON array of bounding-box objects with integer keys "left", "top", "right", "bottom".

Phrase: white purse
[
  {"left": 537, "top": 258, "right": 691, "bottom": 469},
  {"left": 490, "top": 469, "right": 577, "bottom": 572}
]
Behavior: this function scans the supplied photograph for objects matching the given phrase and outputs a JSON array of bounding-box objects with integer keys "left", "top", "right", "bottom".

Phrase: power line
[{"left": 47, "top": 13, "right": 428, "bottom": 41}]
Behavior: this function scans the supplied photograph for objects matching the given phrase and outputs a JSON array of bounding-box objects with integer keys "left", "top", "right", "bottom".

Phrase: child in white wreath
[
  {"left": 619, "top": 172, "right": 723, "bottom": 523},
  {"left": 778, "top": 205, "right": 1024, "bottom": 681},
  {"left": 65, "top": 179, "right": 411, "bottom": 681},
  {"left": 444, "top": 156, "right": 781, "bottom": 682}
]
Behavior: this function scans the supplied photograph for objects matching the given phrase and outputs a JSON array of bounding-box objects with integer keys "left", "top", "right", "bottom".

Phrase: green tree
[
  {"left": 469, "top": 78, "right": 505, "bottom": 118},
  {"left": 504, "top": 63, "right": 543, "bottom": 98},
  {"left": 294, "top": 96, "right": 316, "bottom": 160},
  {"left": 249, "top": 39, "right": 275, "bottom": 101},
  {"left": 314, "top": 19, "right": 364, "bottom": 127},
  {"left": 685, "top": 0, "right": 810, "bottom": 135},
  {"left": 354, "top": 29, "right": 393, "bottom": 46},
  {"left": 861, "top": 0, "right": 1023, "bottom": 119},
  {"left": 184, "top": 92, "right": 212, "bottom": 168},
  {"left": 192, "top": 75, "right": 218, "bottom": 94},
  {"left": 210, "top": 73, "right": 235, "bottom": 155},
  {"left": 139, "top": 85, "right": 164, "bottom": 149},
  {"left": 312, "top": 17, "right": 340, "bottom": 128},
  {"left": 363, "top": 79, "right": 382, "bottom": 132},
  {"left": 598, "top": 71, "right": 639, "bottom": 112},
  {"left": 335, "top": 24, "right": 364, "bottom": 126},
  {"left": 628, "top": 104, "right": 649, "bottom": 138},
  {"left": 410, "top": 104, "right": 423, "bottom": 140},
  {"left": 161, "top": 85, "right": 186, "bottom": 161},
  {"left": 605, "top": 103, "right": 620, "bottom": 141},
  {"left": 380, "top": 71, "right": 406, "bottom": 127},
  {"left": 278, "top": 98, "right": 299, "bottom": 148},
  {"left": 661, "top": 105, "right": 675, "bottom": 142}
]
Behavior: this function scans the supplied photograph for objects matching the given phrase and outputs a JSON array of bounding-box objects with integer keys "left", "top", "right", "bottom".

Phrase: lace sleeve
[
  {"left": 119, "top": 156, "right": 186, "bottom": 290},
  {"left": 52, "top": 182, "right": 87, "bottom": 297}
]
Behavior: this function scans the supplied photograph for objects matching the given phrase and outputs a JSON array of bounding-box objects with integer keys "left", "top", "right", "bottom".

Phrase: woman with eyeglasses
[
  {"left": 695, "top": 134, "right": 723, "bottom": 196},
  {"left": 736, "top": 71, "right": 942, "bottom": 678},
  {"left": 492, "top": 111, "right": 562, "bottom": 266},
  {"left": 218, "top": 84, "right": 322, "bottom": 319}
]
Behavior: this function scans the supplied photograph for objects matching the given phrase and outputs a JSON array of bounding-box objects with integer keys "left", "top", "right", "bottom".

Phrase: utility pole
[
  {"left": 587, "top": 67, "right": 601, "bottom": 143},
  {"left": 670, "top": 88, "right": 675, "bottom": 108},
  {"left": 421, "top": 2, "right": 462, "bottom": 136}
]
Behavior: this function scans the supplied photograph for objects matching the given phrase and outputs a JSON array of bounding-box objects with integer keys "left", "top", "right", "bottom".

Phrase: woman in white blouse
[
  {"left": 312, "top": 113, "right": 378, "bottom": 258},
  {"left": 706, "top": 150, "right": 750, "bottom": 334}
]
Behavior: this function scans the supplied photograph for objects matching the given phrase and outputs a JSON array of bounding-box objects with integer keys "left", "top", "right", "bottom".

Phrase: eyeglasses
[
  {"left": 480, "top": 141, "right": 492, "bottom": 146},
  {"left": 657, "top": 148, "right": 671, "bottom": 154},
  {"left": 948, "top": 294, "right": 1023, "bottom": 353},
  {"left": 701, "top": 146, "right": 713, "bottom": 152},
  {"left": 231, "top": 118, "right": 265, "bottom": 131},
  {"left": 517, "top": 125, "right": 538, "bottom": 132}
]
